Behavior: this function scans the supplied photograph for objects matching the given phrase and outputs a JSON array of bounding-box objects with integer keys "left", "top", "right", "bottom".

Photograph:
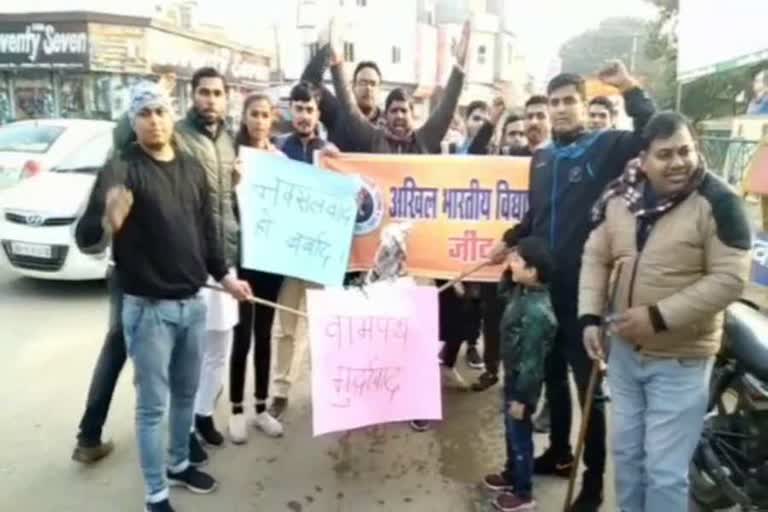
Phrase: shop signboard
[{"left": 0, "top": 21, "right": 89, "bottom": 69}]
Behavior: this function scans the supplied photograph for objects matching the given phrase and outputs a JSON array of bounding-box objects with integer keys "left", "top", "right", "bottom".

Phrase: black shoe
[
  {"left": 409, "top": 420, "right": 430, "bottom": 432},
  {"left": 195, "top": 415, "right": 224, "bottom": 447},
  {"left": 72, "top": 439, "right": 114, "bottom": 464},
  {"left": 268, "top": 397, "right": 288, "bottom": 420},
  {"left": 167, "top": 465, "right": 218, "bottom": 494},
  {"left": 188, "top": 433, "right": 208, "bottom": 467},
  {"left": 568, "top": 475, "right": 603, "bottom": 511},
  {"left": 471, "top": 371, "right": 499, "bottom": 392},
  {"left": 145, "top": 499, "right": 176, "bottom": 512},
  {"left": 465, "top": 345, "right": 484, "bottom": 370},
  {"left": 534, "top": 447, "right": 574, "bottom": 478}
]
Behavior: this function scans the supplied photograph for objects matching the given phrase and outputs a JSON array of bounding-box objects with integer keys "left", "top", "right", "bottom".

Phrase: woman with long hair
[{"left": 228, "top": 93, "right": 285, "bottom": 443}]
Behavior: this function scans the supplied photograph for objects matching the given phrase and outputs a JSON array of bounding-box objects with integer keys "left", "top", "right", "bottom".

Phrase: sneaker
[
  {"left": 195, "top": 414, "right": 224, "bottom": 447},
  {"left": 71, "top": 439, "right": 114, "bottom": 464},
  {"left": 568, "top": 474, "right": 603, "bottom": 512},
  {"left": 493, "top": 493, "right": 536, "bottom": 511},
  {"left": 167, "top": 465, "right": 218, "bottom": 494},
  {"left": 252, "top": 411, "right": 284, "bottom": 437},
  {"left": 534, "top": 447, "right": 574, "bottom": 478},
  {"left": 483, "top": 473, "right": 515, "bottom": 492},
  {"left": 441, "top": 365, "right": 469, "bottom": 390},
  {"left": 228, "top": 413, "right": 248, "bottom": 444},
  {"left": 533, "top": 401, "right": 550, "bottom": 434},
  {"left": 465, "top": 345, "right": 484, "bottom": 370},
  {"left": 268, "top": 397, "right": 288, "bottom": 420},
  {"left": 188, "top": 433, "right": 208, "bottom": 467},
  {"left": 471, "top": 371, "right": 499, "bottom": 392},
  {"left": 145, "top": 499, "right": 175, "bottom": 512},
  {"left": 409, "top": 420, "right": 430, "bottom": 432}
]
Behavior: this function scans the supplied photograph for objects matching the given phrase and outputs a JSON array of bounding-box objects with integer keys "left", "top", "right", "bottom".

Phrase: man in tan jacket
[{"left": 579, "top": 111, "right": 751, "bottom": 512}]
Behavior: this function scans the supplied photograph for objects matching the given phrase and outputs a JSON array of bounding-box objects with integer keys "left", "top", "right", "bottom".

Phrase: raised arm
[{"left": 300, "top": 43, "right": 341, "bottom": 133}]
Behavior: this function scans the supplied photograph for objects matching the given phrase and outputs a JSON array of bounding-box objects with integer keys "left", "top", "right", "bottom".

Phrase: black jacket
[
  {"left": 300, "top": 44, "right": 385, "bottom": 152},
  {"left": 76, "top": 143, "right": 228, "bottom": 299},
  {"left": 278, "top": 133, "right": 329, "bottom": 164},
  {"left": 503, "top": 87, "right": 656, "bottom": 306}
]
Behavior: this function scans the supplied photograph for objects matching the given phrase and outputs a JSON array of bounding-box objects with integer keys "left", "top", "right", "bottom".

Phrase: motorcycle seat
[{"left": 723, "top": 302, "right": 768, "bottom": 380}]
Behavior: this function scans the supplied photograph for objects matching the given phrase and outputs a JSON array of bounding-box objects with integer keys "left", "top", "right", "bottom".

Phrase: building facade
[{"left": 0, "top": 11, "right": 272, "bottom": 123}]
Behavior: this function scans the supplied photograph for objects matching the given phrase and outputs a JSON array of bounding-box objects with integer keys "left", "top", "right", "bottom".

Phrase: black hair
[
  {"left": 385, "top": 88, "right": 412, "bottom": 112},
  {"left": 641, "top": 111, "right": 696, "bottom": 151},
  {"left": 589, "top": 95, "right": 616, "bottom": 115},
  {"left": 547, "top": 73, "right": 586, "bottom": 100},
  {"left": 235, "top": 93, "right": 273, "bottom": 150},
  {"left": 289, "top": 81, "right": 319, "bottom": 104},
  {"left": 517, "top": 237, "right": 554, "bottom": 285},
  {"left": 524, "top": 94, "right": 548, "bottom": 109},
  {"left": 502, "top": 114, "right": 523, "bottom": 133},
  {"left": 353, "top": 61, "right": 382, "bottom": 83},
  {"left": 191, "top": 67, "right": 227, "bottom": 92},
  {"left": 466, "top": 100, "right": 489, "bottom": 120}
]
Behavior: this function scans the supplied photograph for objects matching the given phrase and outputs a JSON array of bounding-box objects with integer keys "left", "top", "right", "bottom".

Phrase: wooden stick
[
  {"left": 203, "top": 284, "right": 307, "bottom": 318},
  {"left": 437, "top": 260, "right": 491, "bottom": 293}
]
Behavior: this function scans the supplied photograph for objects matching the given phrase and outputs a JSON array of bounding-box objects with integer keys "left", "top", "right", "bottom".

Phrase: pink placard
[{"left": 306, "top": 283, "right": 442, "bottom": 436}]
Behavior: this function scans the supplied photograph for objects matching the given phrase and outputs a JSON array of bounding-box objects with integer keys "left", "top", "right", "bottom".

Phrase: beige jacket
[{"left": 579, "top": 174, "right": 751, "bottom": 358}]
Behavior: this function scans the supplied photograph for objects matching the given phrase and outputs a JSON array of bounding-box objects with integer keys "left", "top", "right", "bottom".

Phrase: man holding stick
[
  {"left": 77, "top": 81, "right": 252, "bottom": 512},
  {"left": 489, "top": 61, "right": 655, "bottom": 511}
]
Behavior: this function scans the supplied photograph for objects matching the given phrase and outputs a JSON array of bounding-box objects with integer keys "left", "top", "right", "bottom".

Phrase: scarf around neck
[{"left": 591, "top": 157, "right": 705, "bottom": 224}]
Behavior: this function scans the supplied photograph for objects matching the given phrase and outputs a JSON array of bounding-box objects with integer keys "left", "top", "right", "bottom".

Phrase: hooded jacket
[{"left": 502, "top": 87, "right": 656, "bottom": 309}]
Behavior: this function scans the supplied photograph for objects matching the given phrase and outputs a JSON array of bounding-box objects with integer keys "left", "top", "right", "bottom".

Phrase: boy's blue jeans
[{"left": 501, "top": 391, "right": 534, "bottom": 499}]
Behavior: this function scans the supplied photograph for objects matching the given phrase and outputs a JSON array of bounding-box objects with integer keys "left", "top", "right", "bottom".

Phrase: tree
[{"left": 559, "top": 17, "right": 667, "bottom": 105}]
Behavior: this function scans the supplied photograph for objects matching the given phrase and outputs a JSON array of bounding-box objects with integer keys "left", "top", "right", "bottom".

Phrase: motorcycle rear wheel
[{"left": 690, "top": 458, "right": 737, "bottom": 510}]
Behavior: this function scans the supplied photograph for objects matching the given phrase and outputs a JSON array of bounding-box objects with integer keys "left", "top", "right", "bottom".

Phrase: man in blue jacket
[{"left": 490, "top": 60, "right": 655, "bottom": 512}]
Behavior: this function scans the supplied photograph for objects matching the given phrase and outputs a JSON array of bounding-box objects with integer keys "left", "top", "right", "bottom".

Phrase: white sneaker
[
  {"left": 228, "top": 413, "right": 248, "bottom": 444},
  {"left": 441, "top": 365, "right": 469, "bottom": 390},
  {"left": 252, "top": 411, "right": 284, "bottom": 437}
]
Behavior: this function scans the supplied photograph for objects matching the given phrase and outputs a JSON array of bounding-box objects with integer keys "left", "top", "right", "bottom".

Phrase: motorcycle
[{"left": 691, "top": 300, "right": 768, "bottom": 511}]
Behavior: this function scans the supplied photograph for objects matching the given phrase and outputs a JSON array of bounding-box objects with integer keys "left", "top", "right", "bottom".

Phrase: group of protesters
[{"left": 67, "top": 17, "right": 752, "bottom": 512}]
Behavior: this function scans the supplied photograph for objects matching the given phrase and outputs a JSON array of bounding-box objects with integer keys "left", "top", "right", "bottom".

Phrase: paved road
[{"left": 17, "top": 266, "right": 747, "bottom": 512}]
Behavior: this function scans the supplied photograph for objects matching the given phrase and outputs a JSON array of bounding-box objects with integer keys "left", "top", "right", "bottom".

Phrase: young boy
[{"left": 482, "top": 237, "right": 557, "bottom": 511}]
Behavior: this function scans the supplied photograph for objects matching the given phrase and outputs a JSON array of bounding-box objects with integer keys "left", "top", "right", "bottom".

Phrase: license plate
[{"left": 10, "top": 242, "right": 52, "bottom": 259}]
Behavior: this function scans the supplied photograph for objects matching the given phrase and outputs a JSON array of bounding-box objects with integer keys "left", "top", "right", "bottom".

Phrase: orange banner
[{"left": 318, "top": 153, "right": 531, "bottom": 282}]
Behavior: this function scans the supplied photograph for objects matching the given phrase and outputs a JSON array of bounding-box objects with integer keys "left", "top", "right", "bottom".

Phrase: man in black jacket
[
  {"left": 489, "top": 60, "right": 655, "bottom": 512},
  {"left": 77, "top": 81, "right": 252, "bottom": 512},
  {"left": 301, "top": 45, "right": 385, "bottom": 151}
]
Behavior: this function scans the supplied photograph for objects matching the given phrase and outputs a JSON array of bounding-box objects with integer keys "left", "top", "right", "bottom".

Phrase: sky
[{"left": 1, "top": 0, "right": 658, "bottom": 83}]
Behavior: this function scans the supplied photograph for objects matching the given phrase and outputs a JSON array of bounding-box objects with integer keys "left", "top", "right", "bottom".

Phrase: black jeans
[
  {"left": 546, "top": 300, "right": 606, "bottom": 481},
  {"left": 438, "top": 282, "right": 477, "bottom": 367},
  {"left": 77, "top": 271, "right": 127, "bottom": 446},
  {"left": 479, "top": 283, "right": 503, "bottom": 375},
  {"left": 229, "top": 268, "right": 284, "bottom": 405}
]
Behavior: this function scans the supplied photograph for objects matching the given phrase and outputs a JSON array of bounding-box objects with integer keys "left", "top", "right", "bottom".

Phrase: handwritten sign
[
  {"left": 306, "top": 282, "right": 441, "bottom": 436},
  {"left": 237, "top": 147, "right": 360, "bottom": 286}
]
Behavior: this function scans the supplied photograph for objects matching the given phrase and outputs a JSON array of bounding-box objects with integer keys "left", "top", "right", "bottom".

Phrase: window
[
  {"left": 0, "top": 123, "right": 65, "bottom": 153},
  {"left": 507, "top": 43, "right": 513, "bottom": 65},
  {"left": 52, "top": 132, "right": 113, "bottom": 175},
  {"left": 344, "top": 42, "right": 355, "bottom": 62},
  {"left": 356, "top": 0, "right": 367, "bottom": 6},
  {"left": 478, "top": 44, "right": 487, "bottom": 65},
  {"left": 392, "top": 46, "right": 401, "bottom": 64}
]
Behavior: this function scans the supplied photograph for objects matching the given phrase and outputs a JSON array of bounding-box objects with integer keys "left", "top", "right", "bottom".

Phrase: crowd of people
[{"left": 67, "top": 19, "right": 752, "bottom": 512}]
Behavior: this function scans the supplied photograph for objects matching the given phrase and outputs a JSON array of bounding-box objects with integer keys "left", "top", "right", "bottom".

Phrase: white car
[
  {"left": 0, "top": 119, "right": 115, "bottom": 190},
  {"left": 0, "top": 123, "right": 115, "bottom": 280}
]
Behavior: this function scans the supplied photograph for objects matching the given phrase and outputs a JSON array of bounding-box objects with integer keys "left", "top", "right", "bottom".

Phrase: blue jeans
[
  {"left": 502, "top": 394, "right": 534, "bottom": 499},
  {"left": 122, "top": 294, "right": 207, "bottom": 504},
  {"left": 608, "top": 337, "right": 713, "bottom": 512}
]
